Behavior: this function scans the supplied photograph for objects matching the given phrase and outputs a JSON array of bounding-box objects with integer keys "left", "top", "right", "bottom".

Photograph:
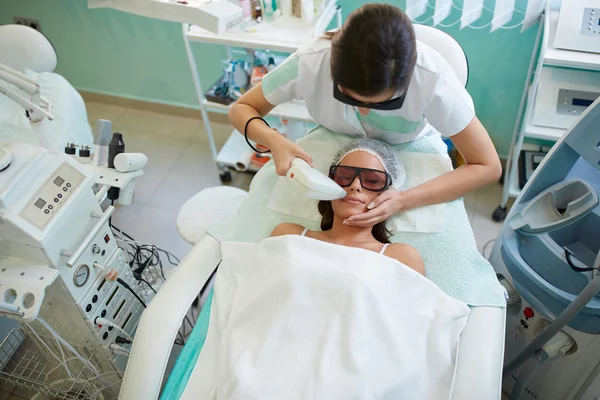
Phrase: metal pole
[
  {"left": 182, "top": 23, "right": 220, "bottom": 168},
  {"left": 500, "top": 14, "right": 545, "bottom": 209}
]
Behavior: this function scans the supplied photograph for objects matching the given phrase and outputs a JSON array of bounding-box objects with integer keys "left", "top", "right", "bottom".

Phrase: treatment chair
[{"left": 120, "top": 26, "right": 506, "bottom": 399}]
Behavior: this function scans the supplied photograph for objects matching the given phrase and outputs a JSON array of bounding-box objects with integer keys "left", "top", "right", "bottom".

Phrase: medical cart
[
  {"left": 89, "top": 0, "right": 341, "bottom": 182},
  {"left": 182, "top": 6, "right": 341, "bottom": 182},
  {"left": 494, "top": 1, "right": 600, "bottom": 221}
]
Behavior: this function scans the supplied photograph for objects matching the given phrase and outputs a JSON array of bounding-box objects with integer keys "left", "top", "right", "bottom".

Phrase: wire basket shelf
[{"left": 0, "top": 328, "right": 118, "bottom": 399}]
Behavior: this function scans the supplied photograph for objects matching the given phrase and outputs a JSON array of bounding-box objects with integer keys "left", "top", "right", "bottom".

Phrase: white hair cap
[{"left": 332, "top": 139, "right": 405, "bottom": 189}]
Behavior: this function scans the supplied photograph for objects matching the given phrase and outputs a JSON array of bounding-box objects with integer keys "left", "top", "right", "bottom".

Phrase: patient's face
[{"left": 331, "top": 151, "right": 385, "bottom": 219}]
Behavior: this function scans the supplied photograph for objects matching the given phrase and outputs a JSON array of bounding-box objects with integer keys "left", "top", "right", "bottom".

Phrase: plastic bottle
[
  {"left": 313, "top": 0, "right": 324, "bottom": 15},
  {"left": 292, "top": 0, "right": 302, "bottom": 18},
  {"left": 240, "top": 0, "right": 252, "bottom": 19},
  {"left": 93, "top": 119, "right": 112, "bottom": 166},
  {"left": 108, "top": 133, "right": 125, "bottom": 169},
  {"left": 267, "top": 57, "right": 276, "bottom": 72},
  {"left": 107, "top": 132, "right": 125, "bottom": 201},
  {"left": 252, "top": 0, "right": 262, "bottom": 19},
  {"left": 301, "top": 0, "right": 314, "bottom": 24},
  {"left": 263, "top": 0, "right": 274, "bottom": 20},
  {"left": 280, "top": 0, "right": 292, "bottom": 17}
]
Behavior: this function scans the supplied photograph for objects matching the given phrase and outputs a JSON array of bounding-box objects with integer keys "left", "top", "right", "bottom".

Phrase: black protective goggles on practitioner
[
  {"left": 333, "top": 82, "right": 407, "bottom": 111},
  {"left": 329, "top": 165, "right": 392, "bottom": 192}
]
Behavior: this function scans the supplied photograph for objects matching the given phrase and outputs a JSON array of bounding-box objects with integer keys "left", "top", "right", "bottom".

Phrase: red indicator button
[{"left": 524, "top": 307, "right": 534, "bottom": 319}]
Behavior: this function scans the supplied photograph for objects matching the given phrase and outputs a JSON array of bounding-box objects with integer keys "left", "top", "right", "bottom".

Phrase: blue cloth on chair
[{"left": 160, "top": 291, "right": 214, "bottom": 400}]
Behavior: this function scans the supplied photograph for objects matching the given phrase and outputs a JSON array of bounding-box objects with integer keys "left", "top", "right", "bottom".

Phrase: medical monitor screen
[{"left": 572, "top": 98, "right": 594, "bottom": 108}]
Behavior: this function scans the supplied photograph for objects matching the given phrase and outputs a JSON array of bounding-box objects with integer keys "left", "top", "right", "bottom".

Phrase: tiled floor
[
  {"left": 85, "top": 101, "right": 252, "bottom": 260},
  {"left": 84, "top": 100, "right": 506, "bottom": 260},
  {"left": 0, "top": 383, "right": 32, "bottom": 399}
]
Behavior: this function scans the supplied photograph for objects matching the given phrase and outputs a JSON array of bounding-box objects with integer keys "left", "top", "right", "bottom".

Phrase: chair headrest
[
  {"left": 413, "top": 24, "right": 468, "bottom": 87},
  {"left": 0, "top": 24, "right": 57, "bottom": 73}
]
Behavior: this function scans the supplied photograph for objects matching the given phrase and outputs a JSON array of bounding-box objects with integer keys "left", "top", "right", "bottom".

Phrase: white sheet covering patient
[{"left": 180, "top": 140, "right": 471, "bottom": 399}]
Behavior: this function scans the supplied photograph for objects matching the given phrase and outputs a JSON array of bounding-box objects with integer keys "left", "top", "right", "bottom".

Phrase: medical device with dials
[
  {"left": 554, "top": 0, "right": 600, "bottom": 54},
  {"left": 532, "top": 67, "right": 600, "bottom": 130},
  {"left": 0, "top": 142, "right": 147, "bottom": 398}
]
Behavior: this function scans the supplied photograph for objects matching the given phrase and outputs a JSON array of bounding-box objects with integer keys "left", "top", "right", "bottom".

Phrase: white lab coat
[{"left": 262, "top": 36, "right": 475, "bottom": 145}]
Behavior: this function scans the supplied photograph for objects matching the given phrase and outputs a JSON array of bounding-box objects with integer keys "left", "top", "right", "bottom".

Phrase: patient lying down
[
  {"left": 271, "top": 139, "right": 424, "bottom": 276},
  {"left": 180, "top": 140, "right": 470, "bottom": 400}
]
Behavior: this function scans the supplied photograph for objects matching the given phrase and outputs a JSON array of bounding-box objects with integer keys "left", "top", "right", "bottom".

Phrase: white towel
[
  {"left": 181, "top": 236, "right": 470, "bottom": 400},
  {"left": 267, "top": 135, "right": 451, "bottom": 233},
  {"left": 207, "top": 127, "right": 507, "bottom": 307}
]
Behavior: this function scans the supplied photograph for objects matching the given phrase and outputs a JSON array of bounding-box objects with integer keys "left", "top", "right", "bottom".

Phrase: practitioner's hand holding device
[
  {"left": 269, "top": 135, "right": 314, "bottom": 176},
  {"left": 243, "top": 116, "right": 313, "bottom": 176},
  {"left": 287, "top": 158, "right": 347, "bottom": 201}
]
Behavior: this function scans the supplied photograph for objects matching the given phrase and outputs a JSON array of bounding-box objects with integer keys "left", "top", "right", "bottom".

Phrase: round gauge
[{"left": 74, "top": 264, "right": 90, "bottom": 287}]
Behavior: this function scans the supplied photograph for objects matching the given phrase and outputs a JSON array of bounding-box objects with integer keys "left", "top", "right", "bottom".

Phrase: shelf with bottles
[
  {"left": 186, "top": 0, "right": 338, "bottom": 53},
  {"left": 204, "top": 50, "right": 314, "bottom": 123}
]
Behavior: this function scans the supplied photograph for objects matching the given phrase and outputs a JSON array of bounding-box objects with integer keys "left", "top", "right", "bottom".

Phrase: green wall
[{"left": 0, "top": 0, "right": 539, "bottom": 156}]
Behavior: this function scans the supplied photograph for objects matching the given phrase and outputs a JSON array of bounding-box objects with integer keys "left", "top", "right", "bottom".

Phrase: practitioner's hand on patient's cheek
[
  {"left": 344, "top": 189, "right": 404, "bottom": 227},
  {"left": 270, "top": 135, "right": 314, "bottom": 176}
]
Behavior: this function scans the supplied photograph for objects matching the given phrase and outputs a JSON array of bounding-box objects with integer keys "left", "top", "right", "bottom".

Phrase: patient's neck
[{"left": 327, "top": 216, "right": 375, "bottom": 245}]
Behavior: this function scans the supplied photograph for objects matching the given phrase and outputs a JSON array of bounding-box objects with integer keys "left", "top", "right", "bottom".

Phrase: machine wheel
[
  {"left": 219, "top": 170, "right": 232, "bottom": 183},
  {"left": 492, "top": 206, "right": 508, "bottom": 222}
]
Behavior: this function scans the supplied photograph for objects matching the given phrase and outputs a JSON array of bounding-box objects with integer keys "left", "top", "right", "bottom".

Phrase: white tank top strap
[
  {"left": 379, "top": 243, "right": 390, "bottom": 254},
  {"left": 300, "top": 228, "right": 309, "bottom": 237}
]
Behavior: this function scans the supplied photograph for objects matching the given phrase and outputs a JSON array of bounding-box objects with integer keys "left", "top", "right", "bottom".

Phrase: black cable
[
  {"left": 116, "top": 278, "right": 147, "bottom": 308},
  {"left": 109, "top": 199, "right": 115, "bottom": 226},
  {"left": 139, "top": 278, "right": 157, "bottom": 294},
  {"left": 110, "top": 225, "right": 190, "bottom": 347},
  {"left": 174, "top": 331, "right": 185, "bottom": 346},
  {"left": 155, "top": 246, "right": 181, "bottom": 265},
  {"left": 110, "top": 224, "right": 135, "bottom": 241},
  {"left": 191, "top": 305, "right": 198, "bottom": 325},
  {"left": 565, "top": 248, "right": 598, "bottom": 272}
]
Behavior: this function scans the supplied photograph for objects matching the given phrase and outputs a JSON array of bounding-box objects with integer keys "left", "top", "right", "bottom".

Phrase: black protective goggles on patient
[
  {"left": 329, "top": 165, "right": 392, "bottom": 192},
  {"left": 333, "top": 82, "right": 407, "bottom": 111}
]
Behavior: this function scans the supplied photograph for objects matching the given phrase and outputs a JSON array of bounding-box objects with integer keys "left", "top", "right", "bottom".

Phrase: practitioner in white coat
[{"left": 229, "top": 3, "right": 501, "bottom": 227}]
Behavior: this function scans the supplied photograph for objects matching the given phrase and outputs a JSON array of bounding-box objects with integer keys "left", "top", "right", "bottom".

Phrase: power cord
[
  {"left": 110, "top": 224, "right": 194, "bottom": 345},
  {"left": 116, "top": 336, "right": 132, "bottom": 345},
  {"left": 95, "top": 317, "right": 133, "bottom": 341},
  {"left": 116, "top": 278, "right": 147, "bottom": 308},
  {"left": 110, "top": 343, "right": 131, "bottom": 356},
  {"left": 139, "top": 277, "right": 157, "bottom": 294},
  {"left": 565, "top": 248, "right": 599, "bottom": 272}
]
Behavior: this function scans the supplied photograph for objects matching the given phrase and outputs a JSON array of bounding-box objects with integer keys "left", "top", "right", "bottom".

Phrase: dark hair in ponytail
[
  {"left": 325, "top": 3, "right": 417, "bottom": 97},
  {"left": 318, "top": 200, "right": 391, "bottom": 244}
]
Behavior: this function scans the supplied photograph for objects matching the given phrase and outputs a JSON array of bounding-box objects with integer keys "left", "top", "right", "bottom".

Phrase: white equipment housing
[
  {"left": 491, "top": 99, "right": 600, "bottom": 400},
  {"left": 531, "top": 66, "right": 600, "bottom": 130},
  {"left": 554, "top": 0, "right": 600, "bottom": 54},
  {"left": 88, "top": 0, "right": 243, "bottom": 34},
  {"left": 0, "top": 143, "right": 146, "bottom": 398}
]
